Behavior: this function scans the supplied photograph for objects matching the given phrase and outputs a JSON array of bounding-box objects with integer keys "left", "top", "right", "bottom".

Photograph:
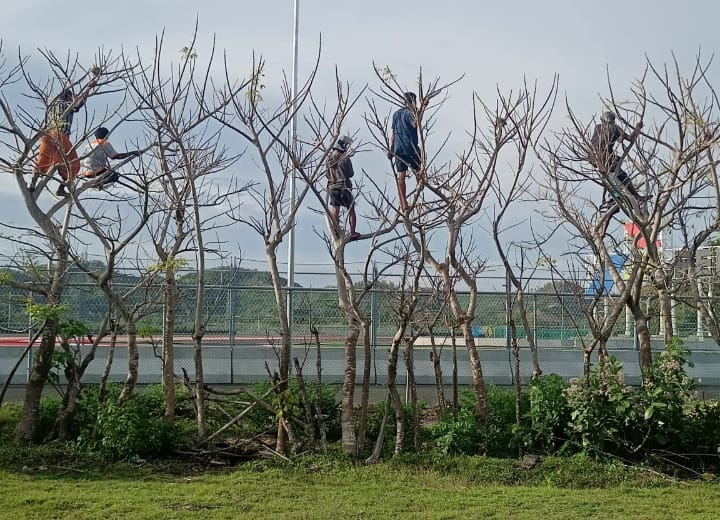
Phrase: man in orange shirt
[{"left": 29, "top": 67, "right": 100, "bottom": 197}]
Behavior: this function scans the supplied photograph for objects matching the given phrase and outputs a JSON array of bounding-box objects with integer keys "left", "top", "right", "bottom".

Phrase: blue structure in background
[{"left": 585, "top": 253, "right": 626, "bottom": 296}]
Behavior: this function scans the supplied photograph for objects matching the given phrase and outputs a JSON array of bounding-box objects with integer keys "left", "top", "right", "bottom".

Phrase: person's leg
[
  {"left": 346, "top": 191, "right": 358, "bottom": 238},
  {"left": 332, "top": 205, "right": 340, "bottom": 225},
  {"left": 616, "top": 168, "right": 647, "bottom": 201},
  {"left": 55, "top": 134, "right": 78, "bottom": 196},
  {"left": 30, "top": 135, "right": 55, "bottom": 191}
]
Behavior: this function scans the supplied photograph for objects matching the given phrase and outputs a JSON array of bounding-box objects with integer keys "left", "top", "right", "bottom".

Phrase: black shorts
[
  {"left": 394, "top": 152, "right": 421, "bottom": 173},
  {"left": 329, "top": 188, "right": 353, "bottom": 208}
]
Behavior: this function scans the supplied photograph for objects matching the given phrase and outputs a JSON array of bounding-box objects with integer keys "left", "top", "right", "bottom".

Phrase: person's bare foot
[{"left": 348, "top": 232, "right": 361, "bottom": 242}]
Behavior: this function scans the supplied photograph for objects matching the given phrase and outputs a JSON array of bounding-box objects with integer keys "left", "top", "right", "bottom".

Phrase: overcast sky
[{"left": 1, "top": 1, "right": 717, "bottom": 288}]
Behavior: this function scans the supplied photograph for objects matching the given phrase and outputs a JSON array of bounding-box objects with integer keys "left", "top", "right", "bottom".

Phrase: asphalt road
[{"left": 2, "top": 336, "right": 719, "bottom": 388}]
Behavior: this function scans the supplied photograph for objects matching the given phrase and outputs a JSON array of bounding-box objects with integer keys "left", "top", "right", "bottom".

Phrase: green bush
[
  {"left": 38, "top": 396, "right": 62, "bottom": 440},
  {"left": 527, "top": 374, "right": 571, "bottom": 453},
  {"left": 430, "top": 387, "right": 528, "bottom": 457},
  {"left": 0, "top": 403, "right": 21, "bottom": 435},
  {"left": 564, "top": 356, "right": 641, "bottom": 455},
  {"left": 563, "top": 341, "right": 717, "bottom": 465},
  {"left": 75, "top": 384, "right": 188, "bottom": 460}
]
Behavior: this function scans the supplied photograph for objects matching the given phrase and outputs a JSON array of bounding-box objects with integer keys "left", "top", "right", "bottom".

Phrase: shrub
[
  {"left": 75, "top": 384, "right": 188, "bottom": 460},
  {"left": 527, "top": 374, "right": 571, "bottom": 453},
  {"left": 564, "top": 356, "right": 641, "bottom": 455},
  {"left": 564, "top": 340, "right": 714, "bottom": 464},
  {"left": 0, "top": 403, "right": 22, "bottom": 435},
  {"left": 429, "top": 387, "right": 528, "bottom": 457}
]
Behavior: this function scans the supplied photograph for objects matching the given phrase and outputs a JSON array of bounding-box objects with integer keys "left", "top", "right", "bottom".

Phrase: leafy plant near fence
[
  {"left": 74, "top": 384, "right": 192, "bottom": 460},
  {"left": 564, "top": 339, "right": 720, "bottom": 465},
  {"left": 429, "top": 387, "right": 529, "bottom": 457}
]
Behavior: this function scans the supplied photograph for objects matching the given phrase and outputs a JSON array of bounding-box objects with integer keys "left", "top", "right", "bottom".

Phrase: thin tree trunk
[
  {"left": 356, "top": 318, "right": 372, "bottom": 452},
  {"left": 636, "top": 314, "right": 653, "bottom": 377},
  {"left": 583, "top": 349, "right": 592, "bottom": 376},
  {"left": 404, "top": 337, "right": 420, "bottom": 451},
  {"left": 52, "top": 355, "right": 81, "bottom": 441},
  {"left": 430, "top": 349, "right": 446, "bottom": 409},
  {"left": 192, "top": 334, "right": 207, "bottom": 440},
  {"left": 509, "top": 316, "right": 522, "bottom": 428},
  {"left": 461, "top": 321, "right": 487, "bottom": 418},
  {"left": 311, "top": 325, "right": 327, "bottom": 450},
  {"left": 99, "top": 322, "right": 118, "bottom": 403},
  {"left": 387, "top": 320, "right": 407, "bottom": 455},
  {"left": 163, "top": 268, "right": 178, "bottom": 422},
  {"left": 118, "top": 319, "right": 138, "bottom": 404},
  {"left": 266, "top": 249, "right": 290, "bottom": 454},
  {"left": 516, "top": 292, "right": 542, "bottom": 378},
  {"left": 451, "top": 327, "right": 458, "bottom": 412}
]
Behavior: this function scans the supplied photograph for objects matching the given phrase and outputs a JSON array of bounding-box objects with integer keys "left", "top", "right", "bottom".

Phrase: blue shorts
[{"left": 394, "top": 152, "right": 421, "bottom": 173}]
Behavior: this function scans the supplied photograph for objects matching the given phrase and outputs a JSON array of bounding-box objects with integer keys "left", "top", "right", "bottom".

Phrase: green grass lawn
[{"left": 1, "top": 463, "right": 719, "bottom": 520}]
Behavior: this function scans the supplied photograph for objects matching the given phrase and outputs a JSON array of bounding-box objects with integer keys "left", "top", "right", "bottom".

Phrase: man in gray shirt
[
  {"left": 326, "top": 136, "right": 359, "bottom": 241},
  {"left": 80, "top": 127, "right": 139, "bottom": 189}
]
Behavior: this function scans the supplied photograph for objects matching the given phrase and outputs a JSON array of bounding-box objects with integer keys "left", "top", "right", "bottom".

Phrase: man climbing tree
[
  {"left": 327, "top": 136, "right": 360, "bottom": 241},
  {"left": 80, "top": 127, "right": 140, "bottom": 190},
  {"left": 588, "top": 110, "right": 648, "bottom": 206},
  {"left": 388, "top": 92, "right": 427, "bottom": 213},
  {"left": 29, "top": 67, "right": 100, "bottom": 196}
]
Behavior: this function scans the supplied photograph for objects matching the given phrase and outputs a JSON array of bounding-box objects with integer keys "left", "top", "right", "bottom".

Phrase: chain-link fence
[{"left": 2, "top": 273, "right": 720, "bottom": 387}]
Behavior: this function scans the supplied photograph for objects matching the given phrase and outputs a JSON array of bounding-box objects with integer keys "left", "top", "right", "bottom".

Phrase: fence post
[
  {"left": 26, "top": 301, "right": 32, "bottom": 383},
  {"left": 228, "top": 285, "right": 235, "bottom": 385},
  {"left": 228, "top": 285, "right": 235, "bottom": 347}
]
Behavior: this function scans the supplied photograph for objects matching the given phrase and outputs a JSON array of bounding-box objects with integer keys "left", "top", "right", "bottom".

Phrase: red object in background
[{"left": 624, "top": 222, "right": 661, "bottom": 249}]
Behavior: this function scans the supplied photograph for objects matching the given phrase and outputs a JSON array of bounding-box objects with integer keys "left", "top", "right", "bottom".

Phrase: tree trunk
[
  {"left": 583, "top": 349, "right": 592, "bottom": 377},
  {"left": 52, "top": 358, "right": 81, "bottom": 441},
  {"left": 341, "top": 315, "right": 361, "bottom": 454},
  {"left": 635, "top": 314, "right": 653, "bottom": 377},
  {"left": 430, "top": 348, "right": 446, "bottom": 409},
  {"left": 192, "top": 334, "right": 207, "bottom": 440},
  {"left": 118, "top": 319, "right": 138, "bottom": 404},
  {"left": 99, "top": 322, "right": 118, "bottom": 403},
  {"left": 451, "top": 329, "right": 458, "bottom": 412},
  {"left": 356, "top": 318, "right": 372, "bottom": 452},
  {"left": 656, "top": 278, "right": 673, "bottom": 344},
  {"left": 387, "top": 327, "right": 405, "bottom": 455},
  {"left": 311, "top": 326, "right": 328, "bottom": 450},
  {"left": 460, "top": 321, "right": 487, "bottom": 418},
  {"left": 404, "top": 337, "right": 420, "bottom": 451},
  {"left": 16, "top": 318, "right": 59, "bottom": 442},
  {"left": 163, "top": 268, "right": 178, "bottom": 422},
  {"left": 266, "top": 249, "right": 290, "bottom": 454},
  {"left": 516, "top": 292, "right": 542, "bottom": 378}
]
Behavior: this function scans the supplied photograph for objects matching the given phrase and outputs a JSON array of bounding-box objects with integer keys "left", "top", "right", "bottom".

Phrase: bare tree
[
  {"left": 490, "top": 77, "right": 559, "bottom": 380},
  {"left": 126, "top": 31, "right": 250, "bottom": 437},
  {"left": 222, "top": 53, "right": 327, "bottom": 454},
  {"left": 0, "top": 45, "right": 130, "bottom": 441},
  {"left": 543, "top": 55, "right": 719, "bottom": 376}
]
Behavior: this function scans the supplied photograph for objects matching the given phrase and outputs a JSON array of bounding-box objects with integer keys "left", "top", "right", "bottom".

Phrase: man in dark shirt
[
  {"left": 30, "top": 67, "right": 100, "bottom": 196},
  {"left": 388, "top": 92, "right": 426, "bottom": 213},
  {"left": 326, "top": 136, "right": 359, "bottom": 240},
  {"left": 589, "top": 110, "right": 647, "bottom": 203}
]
